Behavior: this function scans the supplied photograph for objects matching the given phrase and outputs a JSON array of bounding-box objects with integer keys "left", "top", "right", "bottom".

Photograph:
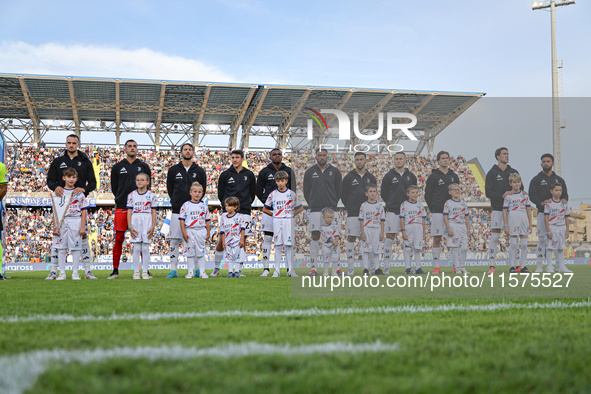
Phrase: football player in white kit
[
  {"left": 443, "top": 184, "right": 470, "bottom": 274},
  {"left": 179, "top": 183, "right": 211, "bottom": 279},
  {"left": 502, "top": 173, "right": 532, "bottom": 273},
  {"left": 262, "top": 171, "right": 303, "bottom": 277},
  {"left": 51, "top": 168, "right": 90, "bottom": 280},
  {"left": 219, "top": 197, "right": 246, "bottom": 278},
  {"left": 544, "top": 183, "right": 571, "bottom": 273},
  {"left": 400, "top": 185, "right": 427, "bottom": 275},
  {"left": 359, "top": 184, "right": 385, "bottom": 276},
  {"left": 127, "top": 173, "right": 157, "bottom": 279}
]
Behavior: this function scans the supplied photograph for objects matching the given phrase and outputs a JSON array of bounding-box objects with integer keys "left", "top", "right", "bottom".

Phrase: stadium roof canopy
[{"left": 0, "top": 73, "right": 484, "bottom": 154}]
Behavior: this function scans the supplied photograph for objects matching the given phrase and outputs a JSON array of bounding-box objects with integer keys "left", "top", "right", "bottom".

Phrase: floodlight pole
[{"left": 532, "top": 0, "right": 574, "bottom": 176}]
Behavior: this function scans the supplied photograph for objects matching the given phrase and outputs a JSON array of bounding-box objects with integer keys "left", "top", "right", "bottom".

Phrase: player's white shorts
[
  {"left": 261, "top": 212, "right": 274, "bottom": 233},
  {"left": 547, "top": 225, "right": 566, "bottom": 250},
  {"left": 321, "top": 245, "right": 338, "bottom": 263},
  {"left": 55, "top": 217, "right": 83, "bottom": 251},
  {"left": 361, "top": 227, "right": 383, "bottom": 254},
  {"left": 447, "top": 224, "right": 468, "bottom": 248},
  {"left": 491, "top": 210, "right": 504, "bottom": 230},
  {"left": 224, "top": 244, "right": 242, "bottom": 264},
  {"left": 241, "top": 213, "right": 254, "bottom": 237},
  {"left": 536, "top": 212, "right": 547, "bottom": 237},
  {"left": 346, "top": 217, "right": 361, "bottom": 237},
  {"left": 308, "top": 211, "right": 339, "bottom": 233},
  {"left": 403, "top": 224, "right": 424, "bottom": 250},
  {"left": 273, "top": 218, "right": 294, "bottom": 246},
  {"left": 430, "top": 213, "right": 445, "bottom": 236},
  {"left": 385, "top": 212, "right": 400, "bottom": 234},
  {"left": 508, "top": 212, "right": 530, "bottom": 236},
  {"left": 130, "top": 214, "right": 153, "bottom": 243},
  {"left": 167, "top": 213, "right": 184, "bottom": 240},
  {"left": 182, "top": 228, "right": 207, "bottom": 257}
]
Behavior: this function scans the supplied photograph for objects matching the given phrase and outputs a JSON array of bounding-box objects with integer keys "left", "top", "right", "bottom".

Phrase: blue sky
[{"left": 0, "top": 0, "right": 589, "bottom": 199}]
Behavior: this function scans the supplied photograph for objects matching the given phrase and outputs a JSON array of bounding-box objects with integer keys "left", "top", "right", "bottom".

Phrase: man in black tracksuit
[
  {"left": 165, "top": 143, "right": 207, "bottom": 278},
  {"left": 381, "top": 151, "right": 418, "bottom": 274},
  {"left": 485, "top": 147, "right": 522, "bottom": 272},
  {"left": 341, "top": 152, "right": 377, "bottom": 275},
  {"left": 215, "top": 149, "right": 256, "bottom": 277},
  {"left": 528, "top": 153, "right": 569, "bottom": 272},
  {"left": 424, "top": 151, "right": 459, "bottom": 274},
  {"left": 255, "top": 148, "right": 295, "bottom": 276},
  {"left": 109, "top": 140, "right": 151, "bottom": 279},
  {"left": 303, "top": 149, "right": 342, "bottom": 274},
  {"left": 45, "top": 134, "right": 97, "bottom": 280}
]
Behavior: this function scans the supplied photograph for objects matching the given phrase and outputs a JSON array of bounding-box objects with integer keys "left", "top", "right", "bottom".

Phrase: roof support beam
[
  {"left": 277, "top": 89, "right": 312, "bottom": 135},
  {"left": 229, "top": 85, "right": 257, "bottom": 150},
  {"left": 353, "top": 92, "right": 394, "bottom": 146},
  {"left": 154, "top": 82, "right": 167, "bottom": 149},
  {"left": 193, "top": 84, "right": 212, "bottom": 147},
  {"left": 381, "top": 93, "right": 434, "bottom": 145},
  {"left": 17, "top": 76, "right": 40, "bottom": 145},
  {"left": 241, "top": 86, "right": 269, "bottom": 136},
  {"left": 67, "top": 78, "right": 80, "bottom": 137},
  {"left": 326, "top": 90, "right": 354, "bottom": 129},
  {"left": 115, "top": 80, "right": 121, "bottom": 148}
]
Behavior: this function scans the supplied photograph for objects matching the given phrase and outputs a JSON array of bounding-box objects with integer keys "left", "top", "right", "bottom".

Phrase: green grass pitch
[{"left": 1, "top": 266, "right": 590, "bottom": 393}]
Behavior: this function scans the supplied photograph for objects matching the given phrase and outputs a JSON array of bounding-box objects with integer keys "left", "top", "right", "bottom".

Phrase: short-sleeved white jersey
[
  {"left": 127, "top": 190, "right": 157, "bottom": 214},
  {"left": 503, "top": 192, "right": 531, "bottom": 213},
  {"left": 179, "top": 201, "right": 210, "bottom": 229},
  {"left": 544, "top": 199, "right": 569, "bottom": 226},
  {"left": 400, "top": 200, "right": 426, "bottom": 226},
  {"left": 264, "top": 189, "right": 302, "bottom": 218},
  {"left": 443, "top": 199, "right": 469, "bottom": 225},
  {"left": 219, "top": 212, "right": 245, "bottom": 247},
  {"left": 358, "top": 201, "right": 385, "bottom": 229}
]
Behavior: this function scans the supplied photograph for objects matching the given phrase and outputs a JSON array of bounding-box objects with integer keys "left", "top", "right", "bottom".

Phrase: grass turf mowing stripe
[
  {"left": 0, "top": 341, "right": 399, "bottom": 394},
  {"left": 1, "top": 300, "right": 589, "bottom": 324}
]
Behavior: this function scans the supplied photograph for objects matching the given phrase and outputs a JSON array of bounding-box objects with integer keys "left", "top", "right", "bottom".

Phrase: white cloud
[{"left": 0, "top": 41, "right": 235, "bottom": 82}]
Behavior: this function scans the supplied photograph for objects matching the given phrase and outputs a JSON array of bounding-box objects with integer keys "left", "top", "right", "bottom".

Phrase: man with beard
[
  {"left": 303, "top": 149, "right": 342, "bottom": 276},
  {"left": 108, "top": 140, "right": 151, "bottom": 279},
  {"left": 255, "top": 148, "right": 295, "bottom": 277},
  {"left": 164, "top": 143, "right": 207, "bottom": 278},
  {"left": 341, "top": 152, "right": 377, "bottom": 275},
  {"left": 381, "top": 151, "right": 417, "bottom": 274}
]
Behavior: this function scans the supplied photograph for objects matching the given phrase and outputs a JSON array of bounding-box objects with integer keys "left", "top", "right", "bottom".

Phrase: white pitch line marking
[
  {"left": 0, "top": 341, "right": 399, "bottom": 394},
  {"left": 0, "top": 300, "right": 589, "bottom": 324}
]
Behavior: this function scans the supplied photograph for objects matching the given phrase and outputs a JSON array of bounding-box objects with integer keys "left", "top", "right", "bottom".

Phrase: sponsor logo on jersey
[
  {"left": 438, "top": 179, "right": 445, "bottom": 185},
  {"left": 176, "top": 173, "right": 183, "bottom": 179},
  {"left": 78, "top": 162, "right": 81, "bottom": 167},
  {"left": 137, "top": 167, "right": 142, "bottom": 172},
  {"left": 228, "top": 178, "right": 235, "bottom": 184},
  {"left": 244, "top": 175, "right": 248, "bottom": 181},
  {"left": 267, "top": 174, "right": 274, "bottom": 180},
  {"left": 60, "top": 162, "right": 67, "bottom": 168},
  {"left": 352, "top": 179, "right": 359, "bottom": 186},
  {"left": 192, "top": 173, "right": 196, "bottom": 178},
  {"left": 497, "top": 175, "right": 503, "bottom": 180},
  {"left": 541, "top": 180, "right": 547, "bottom": 185},
  {"left": 120, "top": 168, "right": 127, "bottom": 174},
  {"left": 312, "top": 172, "right": 319, "bottom": 178}
]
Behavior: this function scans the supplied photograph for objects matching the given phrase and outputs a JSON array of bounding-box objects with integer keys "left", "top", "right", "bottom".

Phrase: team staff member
[
  {"left": 528, "top": 153, "right": 568, "bottom": 273},
  {"left": 485, "top": 147, "right": 522, "bottom": 274},
  {"left": 424, "top": 151, "right": 459, "bottom": 274},
  {"left": 108, "top": 140, "right": 151, "bottom": 279},
  {"left": 255, "top": 148, "right": 295, "bottom": 277},
  {"left": 165, "top": 143, "right": 207, "bottom": 278},
  {"left": 46, "top": 134, "right": 97, "bottom": 280},
  {"left": 381, "top": 151, "right": 417, "bottom": 274},
  {"left": 214, "top": 149, "right": 256, "bottom": 277},
  {"left": 341, "top": 152, "right": 376, "bottom": 275},
  {"left": 303, "top": 149, "right": 342, "bottom": 276}
]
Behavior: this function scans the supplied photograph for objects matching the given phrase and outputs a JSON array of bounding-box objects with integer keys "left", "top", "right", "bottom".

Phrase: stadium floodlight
[{"left": 531, "top": 0, "right": 574, "bottom": 176}]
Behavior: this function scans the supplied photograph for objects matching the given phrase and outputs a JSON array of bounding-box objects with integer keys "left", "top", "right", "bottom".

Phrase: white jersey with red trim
[
  {"left": 503, "top": 192, "right": 531, "bottom": 214},
  {"left": 264, "top": 189, "right": 301, "bottom": 218},
  {"left": 544, "top": 199, "right": 569, "bottom": 227},
  {"left": 400, "top": 200, "right": 426, "bottom": 226},
  {"left": 54, "top": 189, "right": 89, "bottom": 219},
  {"left": 358, "top": 201, "right": 385, "bottom": 229},
  {"left": 179, "top": 201, "right": 210, "bottom": 229},
  {"left": 220, "top": 212, "right": 245, "bottom": 247},
  {"left": 443, "top": 199, "right": 468, "bottom": 225},
  {"left": 320, "top": 223, "right": 340, "bottom": 247},
  {"left": 127, "top": 190, "right": 157, "bottom": 214}
]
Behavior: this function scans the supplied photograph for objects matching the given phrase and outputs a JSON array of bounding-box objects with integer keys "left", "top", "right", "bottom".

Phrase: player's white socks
[
  {"left": 404, "top": 246, "right": 412, "bottom": 269},
  {"left": 322, "top": 258, "right": 329, "bottom": 275},
  {"left": 72, "top": 251, "right": 81, "bottom": 274},
  {"left": 414, "top": 249, "right": 421, "bottom": 269},
  {"left": 81, "top": 237, "right": 91, "bottom": 272},
  {"left": 141, "top": 242, "right": 150, "bottom": 274},
  {"left": 519, "top": 238, "right": 528, "bottom": 268},
  {"left": 432, "top": 247, "right": 441, "bottom": 268},
  {"left": 215, "top": 250, "right": 223, "bottom": 270},
  {"left": 371, "top": 253, "right": 380, "bottom": 272},
  {"left": 362, "top": 252, "right": 369, "bottom": 270},
  {"left": 536, "top": 236, "right": 546, "bottom": 271},
  {"left": 51, "top": 246, "right": 58, "bottom": 274},
  {"left": 274, "top": 245, "right": 282, "bottom": 272},
  {"left": 488, "top": 232, "right": 500, "bottom": 263},
  {"left": 170, "top": 239, "right": 181, "bottom": 271},
  {"left": 285, "top": 245, "right": 293, "bottom": 271},
  {"left": 508, "top": 237, "right": 518, "bottom": 268},
  {"left": 460, "top": 247, "right": 468, "bottom": 268},
  {"left": 197, "top": 256, "right": 206, "bottom": 274},
  {"left": 383, "top": 237, "right": 393, "bottom": 271},
  {"left": 262, "top": 235, "right": 272, "bottom": 269},
  {"left": 451, "top": 247, "right": 460, "bottom": 269},
  {"left": 346, "top": 241, "right": 355, "bottom": 268},
  {"left": 133, "top": 244, "right": 142, "bottom": 274},
  {"left": 58, "top": 249, "right": 66, "bottom": 274},
  {"left": 310, "top": 240, "right": 319, "bottom": 270},
  {"left": 234, "top": 261, "right": 241, "bottom": 273},
  {"left": 556, "top": 249, "right": 565, "bottom": 270}
]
